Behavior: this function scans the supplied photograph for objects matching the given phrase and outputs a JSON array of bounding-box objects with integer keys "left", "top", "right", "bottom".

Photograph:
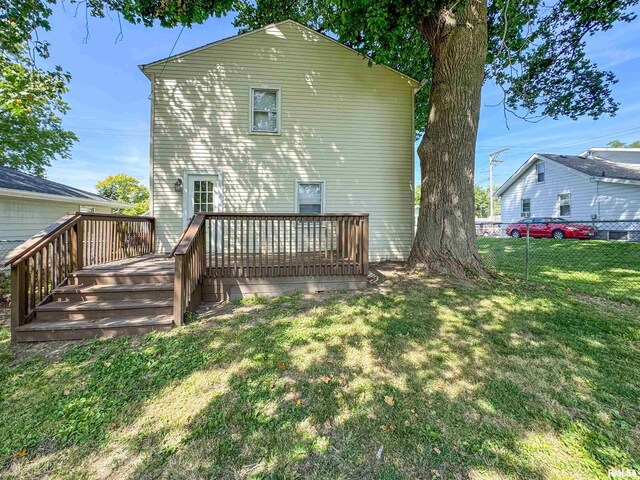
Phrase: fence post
[{"left": 525, "top": 223, "right": 530, "bottom": 281}]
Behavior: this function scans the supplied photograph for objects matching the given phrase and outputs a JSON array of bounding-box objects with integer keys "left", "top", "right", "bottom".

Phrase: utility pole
[{"left": 489, "top": 148, "right": 509, "bottom": 219}]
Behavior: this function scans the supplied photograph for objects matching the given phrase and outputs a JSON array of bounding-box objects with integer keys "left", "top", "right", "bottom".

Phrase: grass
[
  {"left": 1, "top": 265, "right": 639, "bottom": 479},
  {"left": 477, "top": 237, "right": 640, "bottom": 304}
]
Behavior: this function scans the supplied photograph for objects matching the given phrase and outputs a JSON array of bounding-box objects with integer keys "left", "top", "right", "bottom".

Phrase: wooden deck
[{"left": 7, "top": 212, "right": 369, "bottom": 342}]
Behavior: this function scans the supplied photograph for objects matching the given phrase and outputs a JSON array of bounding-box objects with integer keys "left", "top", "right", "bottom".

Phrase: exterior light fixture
[{"left": 174, "top": 178, "right": 183, "bottom": 192}]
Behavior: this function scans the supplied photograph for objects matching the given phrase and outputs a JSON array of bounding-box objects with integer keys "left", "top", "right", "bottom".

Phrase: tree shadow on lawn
[{"left": 1, "top": 266, "right": 639, "bottom": 479}]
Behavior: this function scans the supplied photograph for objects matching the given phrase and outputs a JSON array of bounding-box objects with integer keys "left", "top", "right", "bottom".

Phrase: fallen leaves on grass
[{"left": 384, "top": 396, "right": 395, "bottom": 406}]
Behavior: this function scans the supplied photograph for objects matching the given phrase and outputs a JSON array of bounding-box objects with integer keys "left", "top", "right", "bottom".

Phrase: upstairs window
[
  {"left": 536, "top": 162, "right": 545, "bottom": 183},
  {"left": 521, "top": 198, "right": 531, "bottom": 217},
  {"left": 558, "top": 193, "right": 571, "bottom": 216},
  {"left": 297, "top": 181, "right": 324, "bottom": 214},
  {"left": 251, "top": 87, "right": 280, "bottom": 134}
]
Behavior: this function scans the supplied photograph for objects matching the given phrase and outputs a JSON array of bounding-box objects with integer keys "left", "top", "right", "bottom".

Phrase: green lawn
[
  {"left": 477, "top": 237, "right": 640, "bottom": 304},
  {"left": 1, "top": 266, "right": 639, "bottom": 479}
]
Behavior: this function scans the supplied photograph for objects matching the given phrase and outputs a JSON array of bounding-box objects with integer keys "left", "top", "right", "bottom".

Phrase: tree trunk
[{"left": 408, "top": 0, "right": 488, "bottom": 277}]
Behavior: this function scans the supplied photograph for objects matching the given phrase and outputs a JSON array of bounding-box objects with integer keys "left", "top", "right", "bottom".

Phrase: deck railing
[
  {"left": 172, "top": 214, "right": 207, "bottom": 326},
  {"left": 171, "top": 212, "right": 369, "bottom": 323},
  {"left": 3, "top": 213, "right": 155, "bottom": 339}
]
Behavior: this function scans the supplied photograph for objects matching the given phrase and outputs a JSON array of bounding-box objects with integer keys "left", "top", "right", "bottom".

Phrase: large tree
[
  {"left": 96, "top": 174, "right": 149, "bottom": 215},
  {"left": 70, "top": 0, "right": 640, "bottom": 275},
  {"left": 0, "top": 0, "right": 77, "bottom": 176}
]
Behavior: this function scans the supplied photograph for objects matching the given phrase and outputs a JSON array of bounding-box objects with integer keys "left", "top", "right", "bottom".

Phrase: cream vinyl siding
[
  {"left": 0, "top": 197, "right": 111, "bottom": 242},
  {"left": 145, "top": 21, "right": 417, "bottom": 261}
]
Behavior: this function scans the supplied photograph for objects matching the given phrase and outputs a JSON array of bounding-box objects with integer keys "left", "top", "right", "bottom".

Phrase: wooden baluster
[
  {"left": 214, "top": 217, "right": 219, "bottom": 278},
  {"left": 227, "top": 218, "right": 231, "bottom": 278},
  {"left": 234, "top": 217, "right": 238, "bottom": 277},
  {"left": 208, "top": 217, "right": 212, "bottom": 279}
]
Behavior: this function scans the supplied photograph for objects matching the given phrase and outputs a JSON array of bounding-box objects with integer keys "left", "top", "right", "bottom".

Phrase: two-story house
[{"left": 140, "top": 19, "right": 420, "bottom": 262}]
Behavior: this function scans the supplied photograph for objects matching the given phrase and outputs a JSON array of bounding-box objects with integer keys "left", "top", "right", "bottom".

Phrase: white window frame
[
  {"left": 558, "top": 193, "right": 571, "bottom": 217},
  {"left": 536, "top": 162, "right": 545, "bottom": 183},
  {"left": 521, "top": 198, "right": 531, "bottom": 217},
  {"left": 295, "top": 180, "right": 325, "bottom": 214},
  {"left": 249, "top": 86, "right": 281, "bottom": 135}
]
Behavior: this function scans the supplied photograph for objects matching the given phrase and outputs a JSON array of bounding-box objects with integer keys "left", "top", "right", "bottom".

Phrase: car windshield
[{"left": 546, "top": 217, "right": 566, "bottom": 222}]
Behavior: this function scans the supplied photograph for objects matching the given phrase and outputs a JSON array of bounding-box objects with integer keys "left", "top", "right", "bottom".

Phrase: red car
[{"left": 506, "top": 217, "right": 598, "bottom": 239}]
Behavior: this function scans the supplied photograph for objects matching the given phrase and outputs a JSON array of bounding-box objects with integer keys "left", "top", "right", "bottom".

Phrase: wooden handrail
[
  {"left": 3, "top": 214, "right": 80, "bottom": 267},
  {"left": 173, "top": 214, "right": 207, "bottom": 326},
  {"left": 198, "top": 212, "right": 370, "bottom": 218},
  {"left": 8, "top": 213, "right": 156, "bottom": 342},
  {"left": 79, "top": 212, "right": 156, "bottom": 220}
]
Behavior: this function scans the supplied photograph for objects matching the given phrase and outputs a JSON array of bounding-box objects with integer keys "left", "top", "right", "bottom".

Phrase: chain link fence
[
  {"left": 0, "top": 240, "right": 23, "bottom": 270},
  {"left": 476, "top": 219, "right": 640, "bottom": 304}
]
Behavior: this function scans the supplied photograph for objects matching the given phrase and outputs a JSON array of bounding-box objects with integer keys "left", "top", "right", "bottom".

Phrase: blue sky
[{"left": 40, "top": 3, "right": 640, "bottom": 193}]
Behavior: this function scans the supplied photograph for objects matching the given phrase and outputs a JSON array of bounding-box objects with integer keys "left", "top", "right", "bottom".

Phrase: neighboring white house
[
  {"left": 495, "top": 148, "right": 640, "bottom": 223},
  {"left": 0, "top": 166, "right": 129, "bottom": 259},
  {"left": 140, "top": 19, "right": 419, "bottom": 261}
]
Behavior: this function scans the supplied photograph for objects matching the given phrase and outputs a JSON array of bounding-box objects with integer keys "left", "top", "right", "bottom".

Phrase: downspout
[{"left": 590, "top": 177, "right": 601, "bottom": 219}]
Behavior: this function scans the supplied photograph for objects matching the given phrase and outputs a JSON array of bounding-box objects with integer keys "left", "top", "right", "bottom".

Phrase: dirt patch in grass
[{"left": 1, "top": 264, "right": 638, "bottom": 479}]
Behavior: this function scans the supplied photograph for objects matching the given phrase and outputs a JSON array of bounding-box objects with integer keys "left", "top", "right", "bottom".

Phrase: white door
[{"left": 185, "top": 174, "right": 222, "bottom": 226}]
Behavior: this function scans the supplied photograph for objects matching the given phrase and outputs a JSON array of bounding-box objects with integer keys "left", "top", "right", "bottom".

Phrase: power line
[{"left": 156, "top": 25, "right": 186, "bottom": 84}]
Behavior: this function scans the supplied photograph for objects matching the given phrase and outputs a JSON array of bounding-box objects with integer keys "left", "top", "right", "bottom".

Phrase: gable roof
[
  {"left": 0, "top": 166, "right": 130, "bottom": 207},
  {"left": 139, "top": 19, "right": 421, "bottom": 87},
  {"left": 542, "top": 154, "right": 640, "bottom": 182},
  {"left": 495, "top": 152, "right": 640, "bottom": 197}
]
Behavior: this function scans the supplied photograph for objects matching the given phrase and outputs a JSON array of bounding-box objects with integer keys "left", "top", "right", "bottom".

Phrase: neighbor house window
[
  {"left": 559, "top": 193, "right": 571, "bottom": 216},
  {"left": 521, "top": 198, "right": 531, "bottom": 217},
  {"left": 250, "top": 87, "right": 280, "bottom": 134},
  {"left": 296, "top": 182, "right": 324, "bottom": 214},
  {"left": 536, "top": 162, "right": 545, "bottom": 183},
  {"left": 79, "top": 206, "right": 95, "bottom": 213}
]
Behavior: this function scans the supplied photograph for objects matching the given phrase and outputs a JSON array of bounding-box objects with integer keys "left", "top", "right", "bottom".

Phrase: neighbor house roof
[
  {"left": 495, "top": 152, "right": 640, "bottom": 197},
  {"left": 0, "top": 166, "right": 130, "bottom": 208},
  {"left": 139, "top": 19, "right": 421, "bottom": 87},
  {"left": 541, "top": 154, "right": 640, "bottom": 182}
]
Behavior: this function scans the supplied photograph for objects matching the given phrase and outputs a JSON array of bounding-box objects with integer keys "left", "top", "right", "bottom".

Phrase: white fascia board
[{"left": 0, "top": 187, "right": 130, "bottom": 208}]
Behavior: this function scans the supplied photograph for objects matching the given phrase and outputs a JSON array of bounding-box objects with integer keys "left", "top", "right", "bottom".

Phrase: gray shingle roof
[
  {"left": 540, "top": 154, "right": 640, "bottom": 182},
  {"left": 0, "top": 166, "right": 122, "bottom": 204}
]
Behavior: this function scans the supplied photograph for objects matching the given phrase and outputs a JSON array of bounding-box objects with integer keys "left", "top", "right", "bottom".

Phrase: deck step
[
  {"left": 14, "top": 314, "right": 174, "bottom": 342},
  {"left": 69, "top": 271, "right": 174, "bottom": 286},
  {"left": 53, "top": 283, "right": 173, "bottom": 302},
  {"left": 35, "top": 299, "right": 173, "bottom": 321}
]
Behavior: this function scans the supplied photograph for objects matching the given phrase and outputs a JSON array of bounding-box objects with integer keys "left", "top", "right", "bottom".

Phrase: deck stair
[{"left": 14, "top": 256, "right": 175, "bottom": 342}]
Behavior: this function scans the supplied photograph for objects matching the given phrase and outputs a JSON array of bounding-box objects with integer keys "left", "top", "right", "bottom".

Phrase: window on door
[
  {"left": 193, "top": 179, "right": 216, "bottom": 213},
  {"left": 521, "top": 198, "right": 531, "bottom": 217},
  {"left": 296, "top": 182, "right": 324, "bottom": 214},
  {"left": 558, "top": 193, "right": 571, "bottom": 216}
]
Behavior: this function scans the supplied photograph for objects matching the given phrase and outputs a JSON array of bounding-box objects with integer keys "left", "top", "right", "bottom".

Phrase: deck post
[
  {"left": 173, "top": 255, "right": 184, "bottom": 327},
  {"left": 150, "top": 218, "right": 156, "bottom": 254},
  {"left": 76, "top": 220, "right": 84, "bottom": 271},
  {"left": 10, "top": 262, "right": 27, "bottom": 342},
  {"left": 362, "top": 216, "right": 369, "bottom": 276}
]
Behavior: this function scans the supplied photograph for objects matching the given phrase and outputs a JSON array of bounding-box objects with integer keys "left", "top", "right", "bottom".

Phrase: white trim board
[{"left": 0, "top": 187, "right": 129, "bottom": 208}]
